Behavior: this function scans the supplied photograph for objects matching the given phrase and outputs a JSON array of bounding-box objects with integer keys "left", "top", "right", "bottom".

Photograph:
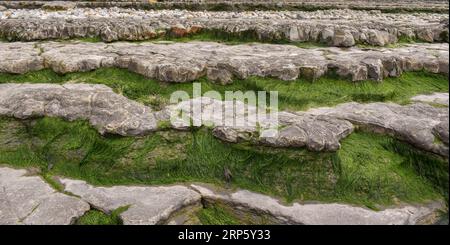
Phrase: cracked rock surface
[
  {"left": 0, "top": 167, "right": 89, "bottom": 225},
  {"left": 60, "top": 178, "right": 201, "bottom": 225},
  {"left": 0, "top": 41, "right": 448, "bottom": 82},
  {"left": 191, "top": 184, "right": 444, "bottom": 225},
  {"left": 0, "top": 83, "right": 448, "bottom": 156},
  {"left": 0, "top": 8, "right": 447, "bottom": 46}
]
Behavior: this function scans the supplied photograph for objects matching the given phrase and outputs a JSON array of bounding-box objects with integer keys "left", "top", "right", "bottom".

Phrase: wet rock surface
[
  {"left": 0, "top": 167, "right": 89, "bottom": 225},
  {"left": 60, "top": 178, "right": 201, "bottom": 225},
  {"left": 0, "top": 41, "right": 448, "bottom": 82},
  {"left": 0, "top": 83, "right": 448, "bottom": 156},
  {"left": 0, "top": 8, "right": 448, "bottom": 46}
]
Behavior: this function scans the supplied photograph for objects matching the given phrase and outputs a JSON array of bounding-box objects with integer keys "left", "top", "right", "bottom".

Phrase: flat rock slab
[
  {"left": 59, "top": 178, "right": 201, "bottom": 225},
  {"left": 0, "top": 8, "right": 448, "bottom": 46},
  {"left": 0, "top": 167, "right": 89, "bottom": 225},
  {"left": 1, "top": 83, "right": 448, "bottom": 156},
  {"left": 191, "top": 184, "right": 445, "bottom": 225},
  {"left": 0, "top": 41, "right": 448, "bottom": 82},
  {"left": 411, "top": 92, "right": 449, "bottom": 106}
]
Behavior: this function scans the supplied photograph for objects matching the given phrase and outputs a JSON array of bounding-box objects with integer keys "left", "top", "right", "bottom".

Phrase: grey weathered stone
[
  {"left": 0, "top": 8, "right": 447, "bottom": 46},
  {"left": 0, "top": 83, "right": 159, "bottom": 136},
  {"left": 0, "top": 165, "right": 445, "bottom": 225},
  {"left": 0, "top": 0, "right": 447, "bottom": 13},
  {"left": 0, "top": 167, "right": 89, "bottom": 225},
  {"left": 0, "top": 5, "right": 6, "bottom": 11},
  {"left": 411, "top": 92, "right": 449, "bottom": 106},
  {"left": 0, "top": 41, "right": 447, "bottom": 83},
  {"left": 0, "top": 42, "right": 44, "bottom": 74},
  {"left": 308, "top": 102, "right": 449, "bottom": 157},
  {"left": 332, "top": 28, "right": 355, "bottom": 47},
  {"left": 191, "top": 184, "right": 445, "bottom": 225},
  {"left": 0, "top": 83, "right": 448, "bottom": 156},
  {"left": 60, "top": 178, "right": 202, "bottom": 225},
  {"left": 433, "top": 120, "right": 449, "bottom": 146}
]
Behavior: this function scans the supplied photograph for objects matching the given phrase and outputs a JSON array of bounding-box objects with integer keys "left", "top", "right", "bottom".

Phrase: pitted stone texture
[
  {"left": 0, "top": 41, "right": 448, "bottom": 82},
  {"left": 0, "top": 8, "right": 448, "bottom": 46},
  {"left": 0, "top": 167, "right": 89, "bottom": 225},
  {"left": 411, "top": 92, "right": 449, "bottom": 106},
  {"left": 0, "top": 83, "right": 159, "bottom": 136},
  {"left": 308, "top": 102, "right": 449, "bottom": 157},
  {"left": 191, "top": 184, "right": 445, "bottom": 225},
  {"left": 60, "top": 178, "right": 201, "bottom": 225}
]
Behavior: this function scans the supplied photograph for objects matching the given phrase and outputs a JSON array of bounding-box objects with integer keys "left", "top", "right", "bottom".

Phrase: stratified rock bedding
[
  {"left": 0, "top": 167, "right": 89, "bottom": 225},
  {"left": 0, "top": 8, "right": 448, "bottom": 46},
  {"left": 0, "top": 83, "right": 448, "bottom": 156},
  {"left": 0, "top": 41, "right": 448, "bottom": 82},
  {"left": 0, "top": 0, "right": 448, "bottom": 13}
]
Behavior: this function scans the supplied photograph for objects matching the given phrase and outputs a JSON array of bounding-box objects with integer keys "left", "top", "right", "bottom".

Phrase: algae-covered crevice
[
  {"left": 0, "top": 116, "right": 447, "bottom": 208},
  {"left": 74, "top": 206, "right": 129, "bottom": 225},
  {"left": 0, "top": 69, "right": 448, "bottom": 111}
]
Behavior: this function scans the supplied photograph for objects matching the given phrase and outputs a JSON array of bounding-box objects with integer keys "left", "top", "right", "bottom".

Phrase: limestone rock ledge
[
  {"left": 190, "top": 184, "right": 445, "bottom": 225},
  {"left": 0, "top": 167, "right": 445, "bottom": 225},
  {"left": 0, "top": 8, "right": 448, "bottom": 46},
  {"left": 0, "top": 83, "right": 448, "bottom": 156},
  {"left": 0, "top": 41, "right": 448, "bottom": 83}
]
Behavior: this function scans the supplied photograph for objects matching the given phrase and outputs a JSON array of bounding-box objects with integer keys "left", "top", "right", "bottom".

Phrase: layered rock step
[
  {"left": 190, "top": 184, "right": 444, "bottom": 225},
  {"left": 1, "top": 166, "right": 444, "bottom": 225},
  {"left": 0, "top": 41, "right": 448, "bottom": 82},
  {"left": 0, "top": 1, "right": 448, "bottom": 13},
  {"left": 0, "top": 167, "right": 89, "bottom": 225},
  {"left": 0, "top": 83, "right": 448, "bottom": 157},
  {"left": 0, "top": 8, "right": 448, "bottom": 46}
]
